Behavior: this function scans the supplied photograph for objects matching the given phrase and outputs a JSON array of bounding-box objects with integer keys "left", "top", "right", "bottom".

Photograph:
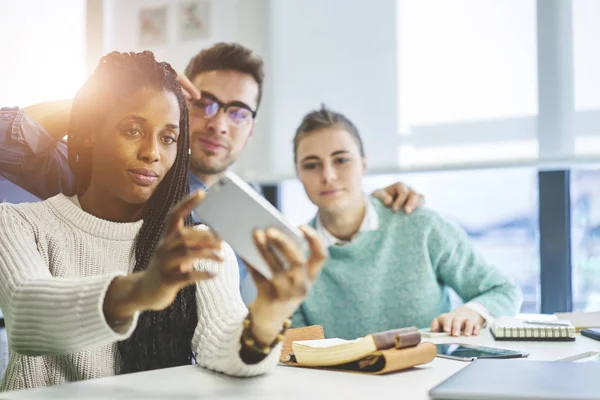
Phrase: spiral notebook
[{"left": 491, "top": 317, "right": 576, "bottom": 341}]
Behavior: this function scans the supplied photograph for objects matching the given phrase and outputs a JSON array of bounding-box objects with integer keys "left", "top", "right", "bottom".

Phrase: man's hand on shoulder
[{"left": 371, "top": 181, "right": 425, "bottom": 213}]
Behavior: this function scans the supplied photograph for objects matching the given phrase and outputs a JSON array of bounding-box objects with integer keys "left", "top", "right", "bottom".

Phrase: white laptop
[{"left": 429, "top": 359, "right": 600, "bottom": 400}]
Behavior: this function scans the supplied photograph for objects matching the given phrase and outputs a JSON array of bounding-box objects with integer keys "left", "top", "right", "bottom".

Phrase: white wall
[
  {"left": 103, "top": 0, "right": 273, "bottom": 178},
  {"left": 265, "top": 0, "right": 399, "bottom": 179},
  {"left": 104, "top": 0, "right": 240, "bottom": 72},
  {"left": 102, "top": 0, "right": 400, "bottom": 182}
]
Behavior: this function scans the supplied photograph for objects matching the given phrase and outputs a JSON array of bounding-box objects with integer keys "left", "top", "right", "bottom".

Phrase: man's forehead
[{"left": 191, "top": 70, "right": 259, "bottom": 108}]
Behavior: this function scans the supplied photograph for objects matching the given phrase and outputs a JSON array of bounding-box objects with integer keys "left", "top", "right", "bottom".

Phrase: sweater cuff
[
  {"left": 93, "top": 273, "right": 139, "bottom": 341},
  {"left": 7, "top": 107, "right": 59, "bottom": 155},
  {"left": 7, "top": 273, "right": 139, "bottom": 356},
  {"left": 193, "top": 314, "right": 281, "bottom": 377},
  {"left": 464, "top": 301, "right": 494, "bottom": 327}
]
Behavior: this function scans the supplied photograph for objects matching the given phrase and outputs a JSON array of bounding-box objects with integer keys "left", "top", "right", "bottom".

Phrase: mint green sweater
[{"left": 292, "top": 197, "right": 523, "bottom": 339}]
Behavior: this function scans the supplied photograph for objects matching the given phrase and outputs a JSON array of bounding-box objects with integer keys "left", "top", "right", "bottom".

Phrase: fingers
[
  {"left": 266, "top": 228, "right": 307, "bottom": 265},
  {"left": 173, "top": 269, "right": 217, "bottom": 286},
  {"left": 299, "top": 225, "right": 327, "bottom": 280},
  {"left": 160, "top": 229, "right": 221, "bottom": 253},
  {"left": 372, "top": 182, "right": 424, "bottom": 213},
  {"left": 432, "top": 311, "right": 482, "bottom": 337},
  {"left": 165, "top": 248, "right": 224, "bottom": 269},
  {"left": 463, "top": 319, "right": 476, "bottom": 337},
  {"left": 430, "top": 317, "right": 441, "bottom": 332},
  {"left": 155, "top": 227, "right": 223, "bottom": 278},
  {"left": 472, "top": 322, "right": 481, "bottom": 336},
  {"left": 176, "top": 73, "right": 201, "bottom": 100},
  {"left": 181, "top": 88, "right": 193, "bottom": 100},
  {"left": 244, "top": 257, "right": 269, "bottom": 285},
  {"left": 253, "top": 229, "right": 286, "bottom": 276},
  {"left": 288, "top": 260, "right": 310, "bottom": 289},
  {"left": 391, "top": 184, "right": 410, "bottom": 213},
  {"left": 371, "top": 189, "right": 393, "bottom": 206},
  {"left": 403, "top": 193, "right": 424, "bottom": 214},
  {"left": 451, "top": 317, "right": 464, "bottom": 337},
  {"left": 164, "top": 190, "right": 205, "bottom": 235},
  {"left": 436, "top": 314, "right": 453, "bottom": 333}
]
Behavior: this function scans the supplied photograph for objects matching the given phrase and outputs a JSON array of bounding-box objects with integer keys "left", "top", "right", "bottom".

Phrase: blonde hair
[{"left": 293, "top": 104, "right": 365, "bottom": 164}]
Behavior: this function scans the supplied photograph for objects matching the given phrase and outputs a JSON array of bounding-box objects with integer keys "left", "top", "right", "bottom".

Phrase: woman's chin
[
  {"left": 317, "top": 197, "right": 347, "bottom": 213},
  {"left": 121, "top": 187, "right": 155, "bottom": 205}
]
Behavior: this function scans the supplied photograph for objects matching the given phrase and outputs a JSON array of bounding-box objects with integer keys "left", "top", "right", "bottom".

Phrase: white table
[{"left": 3, "top": 330, "right": 600, "bottom": 400}]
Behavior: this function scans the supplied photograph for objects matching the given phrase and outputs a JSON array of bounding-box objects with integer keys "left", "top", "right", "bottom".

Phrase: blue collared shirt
[
  {"left": 0, "top": 107, "right": 74, "bottom": 199},
  {"left": 0, "top": 106, "right": 255, "bottom": 303}
]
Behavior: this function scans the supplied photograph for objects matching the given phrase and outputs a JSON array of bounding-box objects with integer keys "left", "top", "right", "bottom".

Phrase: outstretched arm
[
  {"left": 23, "top": 99, "right": 72, "bottom": 141},
  {"left": 427, "top": 213, "right": 523, "bottom": 336}
]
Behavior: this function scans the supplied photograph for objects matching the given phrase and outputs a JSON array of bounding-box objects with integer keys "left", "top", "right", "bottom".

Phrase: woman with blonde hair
[{"left": 290, "top": 105, "right": 522, "bottom": 339}]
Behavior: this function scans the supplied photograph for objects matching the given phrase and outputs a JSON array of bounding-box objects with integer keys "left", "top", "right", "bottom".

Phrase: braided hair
[{"left": 67, "top": 51, "right": 198, "bottom": 373}]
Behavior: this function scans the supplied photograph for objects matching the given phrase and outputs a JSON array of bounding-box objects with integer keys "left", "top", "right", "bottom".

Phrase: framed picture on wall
[
  {"left": 138, "top": 5, "right": 168, "bottom": 47},
  {"left": 179, "top": 0, "right": 211, "bottom": 41}
]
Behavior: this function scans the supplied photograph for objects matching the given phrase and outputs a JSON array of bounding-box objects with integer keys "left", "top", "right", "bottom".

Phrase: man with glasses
[{"left": 0, "top": 43, "right": 424, "bottom": 303}]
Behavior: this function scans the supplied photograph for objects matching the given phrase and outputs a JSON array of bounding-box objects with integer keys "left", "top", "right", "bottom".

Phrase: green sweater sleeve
[{"left": 425, "top": 211, "right": 523, "bottom": 317}]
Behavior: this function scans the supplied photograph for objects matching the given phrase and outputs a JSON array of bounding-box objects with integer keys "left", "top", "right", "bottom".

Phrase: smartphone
[
  {"left": 435, "top": 343, "right": 529, "bottom": 362},
  {"left": 193, "top": 171, "right": 309, "bottom": 280}
]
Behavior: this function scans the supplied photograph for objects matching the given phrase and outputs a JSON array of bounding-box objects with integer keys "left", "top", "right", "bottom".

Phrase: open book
[
  {"left": 292, "top": 326, "right": 421, "bottom": 366},
  {"left": 282, "top": 325, "right": 436, "bottom": 374}
]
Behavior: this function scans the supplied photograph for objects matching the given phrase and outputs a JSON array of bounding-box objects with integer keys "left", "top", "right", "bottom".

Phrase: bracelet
[{"left": 240, "top": 308, "right": 292, "bottom": 355}]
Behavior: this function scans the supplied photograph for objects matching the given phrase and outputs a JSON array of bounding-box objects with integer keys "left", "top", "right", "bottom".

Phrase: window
[
  {"left": 0, "top": 0, "right": 86, "bottom": 346},
  {"left": 281, "top": 167, "right": 539, "bottom": 312},
  {"left": 573, "top": 0, "right": 600, "bottom": 112},
  {"left": 571, "top": 1, "right": 600, "bottom": 310},
  {"left": 571, "top": 167, "right": 600, "bottom": 311},
  {"left": 573, "top": 0, "right": 600, "bottom": 157},
  {"left": 397, "top": 0, "right": 538, "bottom": 168},
  {"left": 0, "top": 0, "right": 86, "bottom": 106}
]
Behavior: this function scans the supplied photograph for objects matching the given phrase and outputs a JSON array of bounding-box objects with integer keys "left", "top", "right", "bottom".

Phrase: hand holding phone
[
  {"left": 194, "top": 172, "right": 311, "bottom": 280},
  {"left": 193, "top": 172, "right": 328, "bottom": 344}
]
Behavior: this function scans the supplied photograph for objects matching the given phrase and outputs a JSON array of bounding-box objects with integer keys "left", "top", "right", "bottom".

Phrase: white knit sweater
[{"left": 0, "top": 194, "right": 280, "bottom": 392}]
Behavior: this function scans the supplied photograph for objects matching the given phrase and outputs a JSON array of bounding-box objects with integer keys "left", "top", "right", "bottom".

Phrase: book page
[{"left": 293, "top": 338, "right": 360, "bottom": 349}]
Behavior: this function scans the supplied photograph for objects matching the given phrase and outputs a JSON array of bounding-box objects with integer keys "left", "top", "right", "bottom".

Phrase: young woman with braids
[{"left": 0, "top": 51, "right": 326, "bottom": 392}]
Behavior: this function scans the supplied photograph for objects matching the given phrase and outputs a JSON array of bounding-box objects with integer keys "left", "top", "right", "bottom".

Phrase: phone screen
[{"left": 436, "top": 344, "right": 525, "bottom": 359}]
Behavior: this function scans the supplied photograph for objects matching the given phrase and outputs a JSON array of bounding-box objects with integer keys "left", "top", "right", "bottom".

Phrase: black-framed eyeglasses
[{"left": 189, "top": 91, "right": 257, "bottom": 126}]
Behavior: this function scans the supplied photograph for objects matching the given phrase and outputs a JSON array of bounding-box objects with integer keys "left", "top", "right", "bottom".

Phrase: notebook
[
  {"left": 281, "top": 325, "right": 436, "bottom": 374},
  {"left": 429, "top": 359, "right": 600, "bottom": 399},
  {"left": 491, "top": 317, "right": 576, "bottom": 341},
  {"left": 555, "top": 311, "right": 600, "bottom": 332}
]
